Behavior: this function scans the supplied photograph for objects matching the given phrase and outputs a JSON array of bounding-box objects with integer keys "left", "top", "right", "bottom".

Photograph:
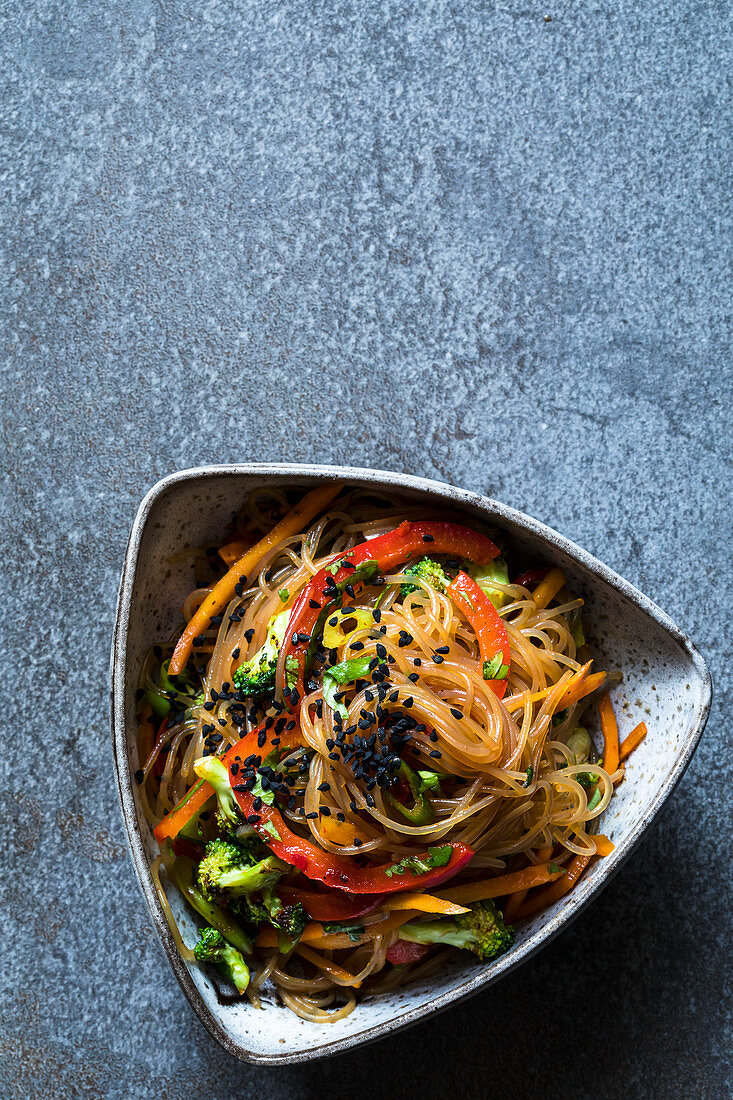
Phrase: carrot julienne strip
[
  {"left": 169, "top": 482, "right": 343, "bottom": 675},
  {"left": 436, "top": 863, "right": 565, "bottom": 906},
  {"left": 255, "top": 911, "right": 417, "bottom": 951},
  {"left": 598, "top": 690, "right": 619, "bottom": 777},
  {"left": 502, "top": 890, "right": 528, "bottom": 922},
  {"left": 218, "top": 537, "right": 252, "bottom": 566},
  {"left": 619, "top": 720, "right": 647, "bottom": 761},
  {"left": 515, "top": 853, "right": 593, "bottom": 920}
]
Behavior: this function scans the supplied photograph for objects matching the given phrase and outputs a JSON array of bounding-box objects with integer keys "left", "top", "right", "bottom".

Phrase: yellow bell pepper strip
[
  {"left": 382, "top": 893, "right": 470, "bottom": 915},
  {"left": 447, "top": 571, "right": 511, "bottom": 699},
  {"left": 169, "top": 481, "right": 343, "bottom": 676},
  {"left": 531, "top": 567, "right": 566, "bottom": 610}
]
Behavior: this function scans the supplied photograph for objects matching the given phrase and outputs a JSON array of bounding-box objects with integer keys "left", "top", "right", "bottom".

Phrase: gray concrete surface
[{"left": 1, "top": 1, "right": 731, "bottom": 1097}]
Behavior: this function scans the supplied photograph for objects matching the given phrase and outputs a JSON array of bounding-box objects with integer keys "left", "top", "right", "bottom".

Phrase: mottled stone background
[{"left": 1, "top": 0, "right": 731, "bottom": 1097}]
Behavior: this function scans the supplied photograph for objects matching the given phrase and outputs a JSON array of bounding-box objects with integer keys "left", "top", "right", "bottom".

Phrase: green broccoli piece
[
  {"left": 192, "top": 755, "right": 243, "bottom": 833},
  {"left": 193, "top": 925, "right": 250, "bottom": 994},
  {"left": 261, "top": 886, "right": 308, "bottom": 939},
  {"left": 196, "top": 837, "right": 286, "bottom": 903},
  {"left": 468, "top": 554, "right": 510, "bottom": 608},
  {"left": 236, "top": 886, "right": 308, "bottom": 940},
  {"left": 167, "top": 856, "right": 252, "bottom": 955},
  {"left": 400, "top": 557, "right": 453, "bottom": 599},
  {"left": 398, "top": 899, "right": 514, "bottom": 960},
  {"left": 231, "top": 609, "right": 289, "bottom": 699}
]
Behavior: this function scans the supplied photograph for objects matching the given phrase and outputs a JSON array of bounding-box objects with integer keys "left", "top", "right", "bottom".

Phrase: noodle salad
[{"left": 136, "top": 483, "right": 647, "bottom": 1022}]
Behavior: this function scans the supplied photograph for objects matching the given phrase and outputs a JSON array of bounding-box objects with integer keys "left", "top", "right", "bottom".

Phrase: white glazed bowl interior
[{"left": 111, "top": 464, "right": 711, "bottom": 1064}]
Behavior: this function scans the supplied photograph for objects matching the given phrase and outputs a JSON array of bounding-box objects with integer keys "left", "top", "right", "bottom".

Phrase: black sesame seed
[
  {"left": 134, "top": 769, "right": 144, "bottom": 784},
  {"left": 450, "top": 708, "right": 463, "bottom": 719}
]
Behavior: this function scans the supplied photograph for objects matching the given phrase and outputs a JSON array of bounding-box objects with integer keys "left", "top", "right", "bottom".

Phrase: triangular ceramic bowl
[{"left": 111, "top": 464, "right": 711, "bottom": 1065}]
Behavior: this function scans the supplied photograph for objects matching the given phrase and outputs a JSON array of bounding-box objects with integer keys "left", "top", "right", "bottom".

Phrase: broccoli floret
[
  {"left": 261, "top": 886, "right": 308, "bottom": 938},
  {"left": 196, "top": 837, "right": 285, "bottom": 904},
  {"left": 193, "top": 755, "right": 243, "bottom": 833},
  {"left": 468, "top": 555, "right": 510, "bottom": 608},
  {"left": 167, "top": 856, "right": 252, "bottom": 955},
  {"left": 232, "top": 883, "right": 308, "bottom": 939},
  {"left": 400, "top": 557, "right": 453, "bottom": 599},
  {"left": 398, "top": 899, "right": 514, "bottom": 961},
  {"left": 231, "top": 609, "right": 289, "bottom": 698},
  {"left": 193, "top": 925, "right": 250, "bottom": 994}
]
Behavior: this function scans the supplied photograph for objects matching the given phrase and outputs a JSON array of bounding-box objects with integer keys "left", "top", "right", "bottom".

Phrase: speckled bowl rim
[{"left": 111, "top": 463, "right": 712, "bottom": 1065}]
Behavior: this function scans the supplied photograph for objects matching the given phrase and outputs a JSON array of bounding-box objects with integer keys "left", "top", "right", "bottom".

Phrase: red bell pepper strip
[
  {"left": 229, "top": 761, "right": 473, "bottom": 893},
  {"left": 386, "top": 940, "right": 430, "bottom": 965},
  {"left": 280, "top": 520, "right": 500, "bottom": 703},
  {"left": 152, "top": 719, "right": 302, "bottom": 842},
  {"left": 447, "top": 571, "right": 511, "bottom": 700},
  {"left": 277, "top": 886, "right": 385, "bottom": 921}
]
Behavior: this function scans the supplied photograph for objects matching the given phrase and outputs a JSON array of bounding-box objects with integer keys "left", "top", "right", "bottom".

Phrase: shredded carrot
[
  {"left": 437, "top": 863, "right": 564, "bottom": 906},
  {"left": 504, "top": 661, "right": 603, "bottom": 715},
  {"left": 593, "top": 834, "right": 615, "bottom": 856},
  {"left": 532, "top": 568, "right": 566, "bottom": 610},
  {"left": 502, "top": 890, "right": 527, "bottom": 922},
  {"left": 218, "top": 537, "right": 252, "bottom": 567},
  {"left": 620, "top": 720, "right": 647, "bottom": 761},
  {"left": 256, "top": 910, "right": 416, "bottom": 951},
  {"left": 500, "top": 848, "right": 553, "bottom": 920},
  {"left": 153, "top": 780, "right": 212, "bottom": 842},
  {"left": 169, "top": 482, "right": 343, "bottom": 675},
  {"left": 515, "top": 852, "right": 593, "bottom": 920},
  {"left": 598, "top": 691, "right": 619, "bottom": 777},
  {"left": 382, "top": 893, "right": 470, "bottom": 916},
  {"left": 559, "top": 669, "right": 606, "bottom": 709},
  {"left": 153, "top": 725, "right": 303, "bottom": 842}
]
